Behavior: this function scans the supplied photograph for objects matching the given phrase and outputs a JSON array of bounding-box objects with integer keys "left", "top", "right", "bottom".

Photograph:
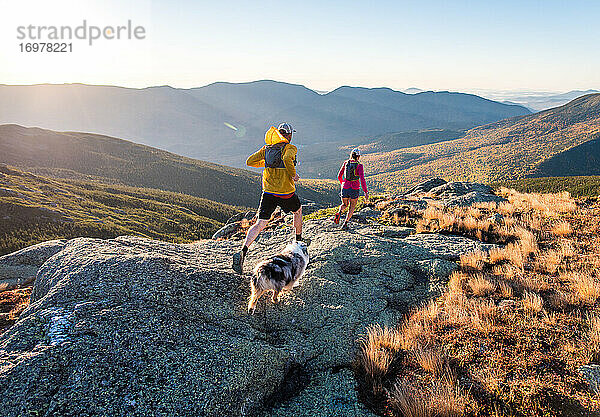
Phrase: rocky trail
[{"left": 0, "top": 180, "right": 503, "bottom": 416}]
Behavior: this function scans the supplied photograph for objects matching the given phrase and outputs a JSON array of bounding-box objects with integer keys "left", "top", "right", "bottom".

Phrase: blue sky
[{"left": 0, "top": 0, "right": 598, "bottom": 92}]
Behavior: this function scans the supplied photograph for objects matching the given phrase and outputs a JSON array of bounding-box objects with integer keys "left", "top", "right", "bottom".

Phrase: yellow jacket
[{"left": 246, "top": 127, "right": 297, "bottom": 195}]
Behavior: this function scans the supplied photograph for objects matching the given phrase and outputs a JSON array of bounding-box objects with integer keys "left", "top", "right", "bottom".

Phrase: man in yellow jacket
[{"left": 233, "top": 122, "right": 305, "bottom": 274}]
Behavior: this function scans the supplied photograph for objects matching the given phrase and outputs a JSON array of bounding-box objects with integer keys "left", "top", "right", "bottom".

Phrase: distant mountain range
[
  {"left": 363, "top": 94, "right": 600, "bottom": 191},
  {"left": 0, "top": 81, "right": 529, "bottom": 167}
]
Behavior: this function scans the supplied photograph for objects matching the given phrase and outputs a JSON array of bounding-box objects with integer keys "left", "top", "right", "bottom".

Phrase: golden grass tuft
[
  {"left": 514, "top": 227, "right": 538, "bottom": 256},
  {"left": 520, "top": 274, "right": 551, "bottom": 292},
  {"left": 466, "top": 206, "right": 483, "bottom": 219},
  {"left": 552, "top": 221, "right": 573, "bottom": 237},
  {"left": 488, "top": 243, "right": 525, "bottom": 269},
  {"left": 547, "top": 290, "right": 570, "bottom": 310},
  {"left": 470, "top": 299, "right": 498, "bottom": 333},
  {"left": 468, "top": 275, "right": 496, "bottom": 296},
  {"left": 399, "top": 319, "right": 435, "bottom": 351},
  {"left": 388, "top": 380, "right": 431, "bottom": 417},
  {"left": 359, "top": 324, "right": 402, "bottom": 378},
  {"left": 537, "top": 250, "right": 563, "bottom": 274},
  {"left": 523, "top": 291, "right": 544, "bottom": 314},
  {"left": 587, "top": 315, "right": 600, "bottom": 362},
  {"left": 498, "top": 188, "right": 577, "bottom": 216},
  {"left": 563, "top": 271, "right": 600, "bottom": 305},
  {"left": 389, "top": 376, "right": 466, "bottom": 417},
  {"left": 498, "top": 281, "right": 514, "bottom": 298},
  {"left": 413, "top": 347, "right": 449, "bottom": 376},
  {"left": 428, "top": 379, "right": 468, "bottom": 417},
  {"left": 460, "top": 215, "right": 479, "bottom": 232},
  {"left": 411, "top": 299, "right": 441, "bottom": 323},
  {"left": 460, "top": 250, "right": 487, "bottom": 271},
  {"left": 496, "top": 201, "right": 515, "bottom": 215},
  {"left": 447, "top": 271, "right": 468, "bottom": 296}
]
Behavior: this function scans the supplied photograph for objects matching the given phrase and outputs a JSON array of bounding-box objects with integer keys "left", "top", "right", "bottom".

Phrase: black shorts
[
  {"left": 258, "top": 192, "right": 301, "bottom": 220},
  {"left": 341, "top": 188, "right": 360, "bottom": 199}
]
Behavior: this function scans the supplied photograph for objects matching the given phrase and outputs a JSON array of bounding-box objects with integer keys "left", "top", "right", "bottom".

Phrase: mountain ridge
[
  {"left": 0, "top": 124, "right": 339, "bottom": 208},
  {"left": 0, "top": 81, "right": 530, "bottom": 168},
  {"left": 363, "top": 93, "right": 600, "bottom": 191}
]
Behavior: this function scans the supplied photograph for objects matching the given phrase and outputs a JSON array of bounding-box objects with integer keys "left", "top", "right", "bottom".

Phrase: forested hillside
[
  {"left": 0, "top": 165, "right": 245, "bottom": 255},
  {"left": 363, "top": 94, "right": 600, "bottom": 191},
  {"left": 0, "top": 124, "right": 339, "bottom": 207}
]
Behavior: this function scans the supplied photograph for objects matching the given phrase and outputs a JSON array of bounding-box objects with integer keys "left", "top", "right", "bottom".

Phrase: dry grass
[
  {"left": 587, "top": 315, "right": 600, "bottom": 362},
  {"left": 559, "top": 240, "right": 575, "bottom": 258},
  {"left": 0, "top": 287, "right": 32, "bottom": 334},
  {"left": 514, "top": 227, "right": 538, "bottom": 256},
  {"left": 538, "top": 250, "right": 564, "bottom": 274},
  {"left": 399, "top": 319, "right": 435, "bottom": 351},
  {"left": 492, "top": 263, "right": 520, "bottom": 280},
  {"left": 389, "top": 376, "right": 466, "bottom": 417},
  {"left": 547, "top": 290, "right": 570, "bottom": 310},
  {"left": 498, "top": 188, "right": 577, "bottom": 215},
  {"left": 359, "top": 324, "right": 402, "bottom": 378},
  {"left": 413, "top": 347, "right": 449, "bottom": 376},
  {"left": 470, "top": 298, "right": 499, "bottom": 333},
  {"left": 428, "top": 379, "right": 468, "bottom": 417},
  {"left": 447, "top": 271, "right": 468, "bottom": 297},
  {"left": 411, "top": 299, "right": 441, "bottom": 323},
  {"left": 498, "top": 281, "right": 514, "bottom": 298},
  {"left": 355, "top": 189, "right": 599, "bottom": 416},
  {"left": 520, "top": 274, "right": 551, "bottom": 292},
  {"left": 563, "top": 271, "right": 600, "bottom": 305},
  {"left": 488, "top": 243, "right": 525, "bottom": 269},
  {"left": 468, "top": 275, "right": 496, "bottom": 296},
  {"left": 552, "top": 221, "right": 573, "bottom": 236},
  {"left": 388, "top": 380, "right": 431, "bottom": 417},
  {"left": 523, "top": 291, "right": 544, "bottom": 314},
  {"left": 460, "top": 250, "right": 486, "bottom": 271}
]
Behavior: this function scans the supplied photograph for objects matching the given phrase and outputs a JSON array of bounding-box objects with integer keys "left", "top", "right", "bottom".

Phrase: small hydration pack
[
  {"left": 265, "top": 143, "right": 296, "bottom": 168},
  {"left": 345, "top": 160, "right": 360, "bottom": 181}
]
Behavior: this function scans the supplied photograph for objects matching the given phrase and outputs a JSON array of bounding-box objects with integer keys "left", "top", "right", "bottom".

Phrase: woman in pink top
[{"left": 334, "top": 148, "right": 368, "bottom": 230}]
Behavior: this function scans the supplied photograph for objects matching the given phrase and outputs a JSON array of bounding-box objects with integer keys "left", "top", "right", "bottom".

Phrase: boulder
[
  {"left": 379, "top": 199, "right": 428, "bottom": 214},
  {"left": 428, "top": 181, "right": 495, "bottom": 198},
  {"left": 0, "top": 239, "right": 67, "bottom": 290},
  {"left": 0, "top": 219, "right": 495, "bottom": 416},
  {"left": 265, "top": 368, "right": 375, "bottom": 417},
  {"left": 226, "top": 210, "right": 256, "bottom": 225},
  {"left": 443, "top": 191, "right": 507, "bottom": 207},
  {"left": 425, "top": 182, "right": 507, "bottom": 207},
  {"left": 579, "top": 365, "right": 600, "bottom": 394},
  {"left": 372, "top": 226, "right": 416, "bottom": 239},
  {"left": 404, "top": 178, "right": 447, "bottom": 196},
  {"left": 211, "top": 221, "right": 241, "bottom": 240},
  {"left": 403, "top": 233, "right": 498, "bottom": 261},
  {"left": 351, "top": 207, "right": 381, "bottom": 223}
]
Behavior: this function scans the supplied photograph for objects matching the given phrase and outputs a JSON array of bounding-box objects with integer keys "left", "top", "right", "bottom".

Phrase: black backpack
[
  {"left": 265, "top": 143, "right": 296, "bottom": 168},
  {"left": 345, "top": 160, "right": 360, "bottom": 181}
]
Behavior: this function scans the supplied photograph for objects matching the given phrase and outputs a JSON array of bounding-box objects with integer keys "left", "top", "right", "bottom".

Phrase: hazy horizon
[
  {"left": 1, "top": 0, "right": 599, "bottom": 93},
  {"left": 1, "top": 79, "right": 598, "bottom": 98}
]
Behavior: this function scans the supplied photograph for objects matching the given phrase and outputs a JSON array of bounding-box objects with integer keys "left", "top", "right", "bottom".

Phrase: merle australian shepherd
[{"left": 248, "top": 241, "right": 309, "bottom": 314}]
